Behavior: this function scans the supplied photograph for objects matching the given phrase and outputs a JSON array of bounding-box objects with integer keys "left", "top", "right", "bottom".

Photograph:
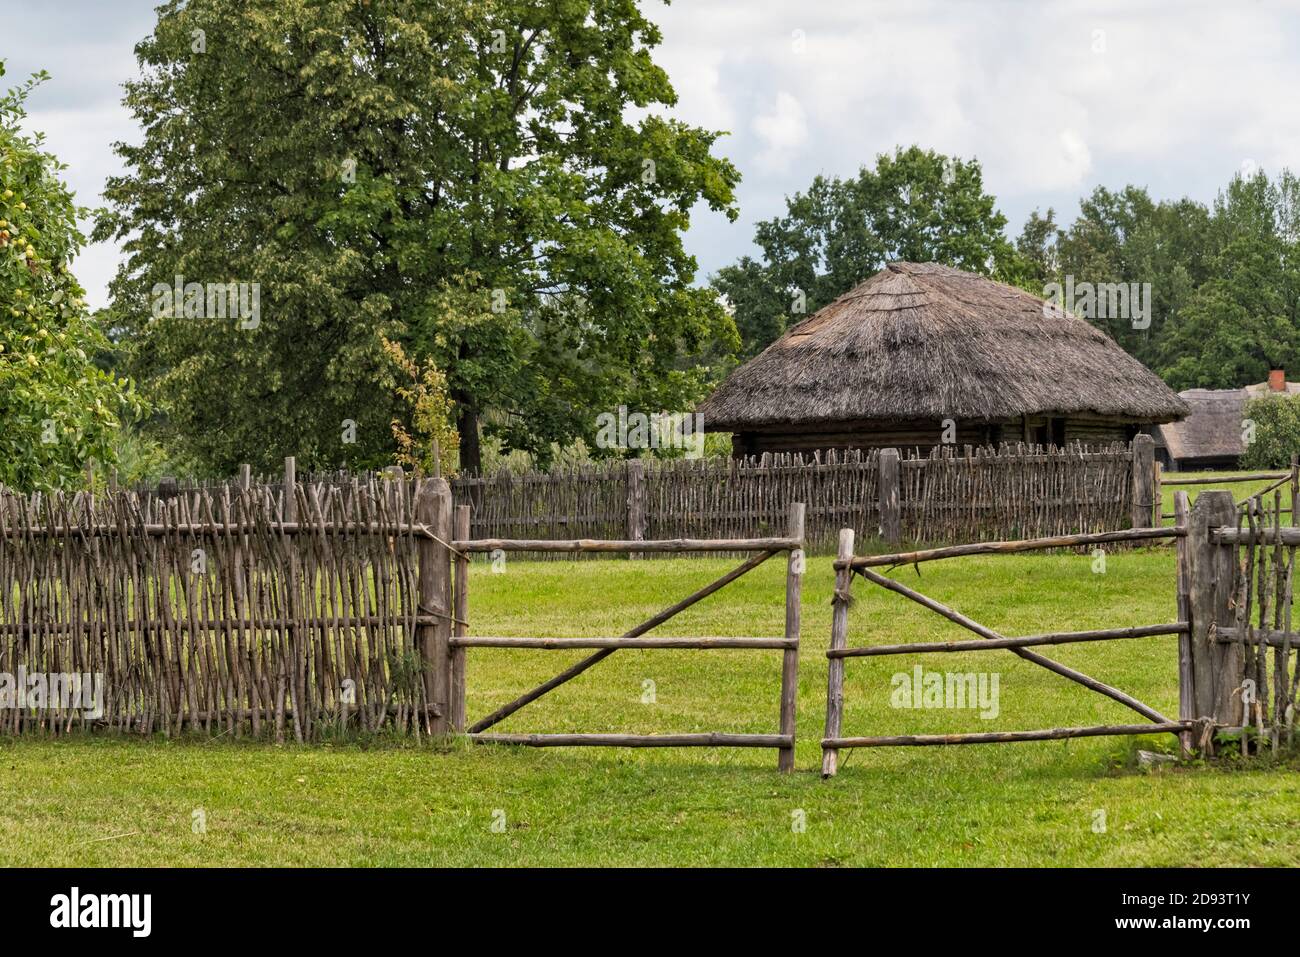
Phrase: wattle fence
[{"left": 451, "top": 440, "right": 1147, "bottom": 555}]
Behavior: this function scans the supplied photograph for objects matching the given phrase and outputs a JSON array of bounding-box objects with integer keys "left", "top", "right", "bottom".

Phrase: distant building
[
  {"left": 699, "top": 262, "right": 1188, "bottom": 457},
  {"left": 1154, "top": 371, "right": 1299, "bottom": 471}
]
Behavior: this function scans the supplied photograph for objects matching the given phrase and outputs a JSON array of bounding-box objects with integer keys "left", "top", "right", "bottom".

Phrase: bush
[{"left": 1240, "top": 394, "right": 1300, "bottom": 469}]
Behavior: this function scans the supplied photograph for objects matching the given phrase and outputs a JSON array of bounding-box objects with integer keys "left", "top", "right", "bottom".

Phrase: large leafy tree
[
  {"left": 0, "top": 63, "right": 140, "bottom": 491},
  {"left": 1050, "top": 185, "right": 1213, "bottom": 369},
  {"left": 712, "top": 146, "right": 1017, "bottom": 358},
  {"left": 96, "top": 0, "right": 740, "bottom": 473},
  {"left": 1159, "top": 172, "right": 1300, "bottom": 389}
]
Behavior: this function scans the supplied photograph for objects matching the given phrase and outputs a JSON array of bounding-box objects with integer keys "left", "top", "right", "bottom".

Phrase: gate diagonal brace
[{"left": 853, "top": 566, "right": 1173, "bottom": 726}]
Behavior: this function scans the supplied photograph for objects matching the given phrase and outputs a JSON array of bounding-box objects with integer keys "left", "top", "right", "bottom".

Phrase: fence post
[
  {"left": 626, "top": 459, "right": 646, "bottom": 559},
  {"left": 416, "top": 476, "right": 454, "bottom": 735},
  {"left": 1186, "top": 490, "right": 1240, "bottom": 743},
  {"left": 450, "top": 504, "right": 471, "bottom": 732},
  {"left": 283, "top": 456, "right": 305, "bottom": 742},
  {"left": 878, "top": 448, "right": 901, "bottom": 546},
  {"left": 1130, "top": 433, "right": 1155, "bottom": 529},
  {"left": 1173, "top": 491, "right": 1194, "bottom": 757},
  {"left": 778, "top": 501, "right": 805, "bottom": 773},
  {"left": 822, "top": 527, "right": 855, "bottom": 778}
]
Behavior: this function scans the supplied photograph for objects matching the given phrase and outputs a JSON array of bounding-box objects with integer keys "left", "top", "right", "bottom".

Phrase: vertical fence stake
[
  {"left": 778, "top": 501, "right": 805, "bottom": 772},
  {"left": 1153, "top": 459, "right": 1163, "bottom": 527},
  {"left": 822, "top": 527, "right": 855, "bottom": 777},
  {"left": 1173, "top": 491, "right": 1194, "bottom": 757},
  {"left": 878, "top": 449, "right": 900, "bottom": 546},
  {"left": 626, "top": 459, "right": 646, "bottom": 559},
  {"left": 283, "top": 456, "right": 304, "bottom": 742},
  {"left": 1130, "top": 433, "right": 1155, "bottom": 529},
  {"left": 416, "top": 477, "right": 453, "bottom": 735},
  {"left": 450, "top": 504, "right": 471, "bottom": 732}
]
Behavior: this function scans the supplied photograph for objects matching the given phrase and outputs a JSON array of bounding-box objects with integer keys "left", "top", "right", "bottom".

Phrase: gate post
[
  {"left": 778, "top": 502, "right": 805, "bottom": 772},
  {"left": 821, "top": 527, "right": 855, "bottom": 778},
  {"left": 1185, "top": 490, "right": 1241, "bottom": 746},
  {"left": 415, "top": 477, "right": 453, "bottom": 735},
  {"left": 450, "top": 504, "right": 471, "bottom": 732},
  {"left": 1130, "top": 433, "right": 1155, "bottom": 529}
]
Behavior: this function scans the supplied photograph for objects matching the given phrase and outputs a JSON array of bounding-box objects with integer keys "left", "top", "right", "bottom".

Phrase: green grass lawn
[
  {"left": 2, "top": 547, "right": 1298, "bottom": 866},
  {"left": 1158, "top": 469, "right": 1295, "bottom": 524}
]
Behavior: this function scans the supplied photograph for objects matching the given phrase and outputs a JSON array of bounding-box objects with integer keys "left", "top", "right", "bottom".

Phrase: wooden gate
[
  {"left": 1186, "top": 484, "right": 1299, "bottom": 753},
  {"left": 820, "top": 522, "right": 1193, "bottom": 777},
  {"left": 448, "top": 503, "right": 806, "bottom": 771}
]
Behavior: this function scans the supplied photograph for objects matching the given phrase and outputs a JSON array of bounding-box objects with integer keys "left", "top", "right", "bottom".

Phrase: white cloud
[{"left": 751, "top": 92, "right": 807, "bottom": 171}]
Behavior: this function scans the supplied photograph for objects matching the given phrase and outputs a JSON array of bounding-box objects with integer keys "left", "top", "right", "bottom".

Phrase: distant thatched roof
[
  {"left": 1156, "top": 389, "right": 1246, "bottom": 463},
  {"left": 700, "top": 262, "right": 1189, "bottom": 431}
]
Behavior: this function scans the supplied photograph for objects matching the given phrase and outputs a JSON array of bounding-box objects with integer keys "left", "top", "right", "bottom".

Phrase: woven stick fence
[
  {"left": 0, "top": 464, "right": 446, "bottom": 740},
  {"left": 453, "top": 443, "right": 1137, "bottom": 558}
]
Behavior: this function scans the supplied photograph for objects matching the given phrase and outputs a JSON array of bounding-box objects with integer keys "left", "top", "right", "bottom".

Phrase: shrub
[{"left": 1240, "top": 393, "right": 1300, "bottom": 469}]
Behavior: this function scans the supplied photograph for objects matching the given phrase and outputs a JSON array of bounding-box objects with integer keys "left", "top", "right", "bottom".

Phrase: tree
[
  {"left": 1053, "top": 186, "right": 1213, "bottom": 369},
  {"left": 1159, "top": 172, "right": 1300, "bottom": 390},
  {"left": 1240, "top": 394, "right": 1300, "bottom": 470},
  {"left": 712, "top": 146, "right": 1016, "bottom": 357},
  {"left": 95, "top": 0, "right": 740, "bottom": 474},
  {"left": 0, "top": 63, "right": 141, "bottom": 491}
]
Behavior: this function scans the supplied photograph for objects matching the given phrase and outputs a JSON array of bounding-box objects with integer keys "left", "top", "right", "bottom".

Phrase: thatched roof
[
  {"left": 1157, "top": 378, "right": 1298, "bottom": 463},
  {"left": 701, "top": 261, "right": 1189, "bottom": 431},
  {"left": 1156, "top": 389, "right": 1245, "bottom": 463}
]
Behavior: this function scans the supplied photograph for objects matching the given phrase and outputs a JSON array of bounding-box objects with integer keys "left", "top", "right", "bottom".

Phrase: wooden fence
[
  {"left": 0, "top": 461, "right": 452, "bottom": 740},
  {"left": 452, "top": 440, "right": 1142, "bottom": 556}
]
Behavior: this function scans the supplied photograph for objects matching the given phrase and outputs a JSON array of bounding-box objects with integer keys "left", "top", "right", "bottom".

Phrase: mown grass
[
  {"left": 2, "top": 547, "right": 1298, "bottom": 866},
  {"left": 1158, "top": 469, "right": 1295, "bottom": 524}
]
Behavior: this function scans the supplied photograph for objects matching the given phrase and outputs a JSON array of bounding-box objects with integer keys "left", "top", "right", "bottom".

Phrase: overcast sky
[{"left": 5, "top": 0, "right": 1300, "bottom": 309}]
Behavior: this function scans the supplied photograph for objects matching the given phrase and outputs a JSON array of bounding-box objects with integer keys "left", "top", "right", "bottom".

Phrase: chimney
[{"left": 1270, "top": 368, "right": 1287, "bottom": 392}]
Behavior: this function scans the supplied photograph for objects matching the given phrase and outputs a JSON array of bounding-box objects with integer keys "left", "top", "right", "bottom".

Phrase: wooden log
[
  {"left": 821, "top": 528, "right": 855, "bottom": 778},
  {"left": 469, "top": 732, "right": 792, "bottom": 748},
  {"left": 778, "top": 502, "right": 804, "bottom": 772},
  {"left": 847, "top": 526, "right": 1182, "bottom": 569},
  {"left": 1187, "top": 492, "right": 1241, "bottom": 726},
  {"left": 466, "top": 549, "right": 777, "bottom": 733},
  {"left": 1215, "top": 626, "right": 1300, "bottom": 648},
  {"left": 1173, "top": 491, "right": 1194, "bottom": 756},
  {"left": 450, "top": 504, "right": 470, "bottom": 732},
  {"left": 451, "top": 536, "right": 799, "bottom": 553},
  {"left": 855, "top": 565, "right": 1173, "bottom": 724},
  {"left": 878, "top": 448, "right": 901, "bottom": 545},
  {"left": 1152, "top": 459, "right": 1162, "bottom": 528},
  {"left": 828, "top": 622, "right": 1187, "bottom": 658},
  {"left": 1130, "top": 433, "right": 1155, "bottom": 529},
  {"left": 823, "top": 721, "right": 1190, "bottom": 748},
  {"left": 625, "top": 459, "right": 646, "bottom": 560},
  {"left": 1212, "top": 526, "right": 1300, "bottom": 546},
  {"left": 450, "top": 636, "right": 794, "bottom": 649},
  {"left": 1162, "top": 472, "right": 1289, "bottom": 486},
  {"left": 415, "top": 477, "right": 454, "bottom": 735}
]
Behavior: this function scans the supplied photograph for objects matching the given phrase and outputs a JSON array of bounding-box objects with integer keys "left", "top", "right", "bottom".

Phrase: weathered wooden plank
[
  {"left": 824, "top": 722, "right": 1190, "bottom": 748},
  {"left": 470, "top": 732, "right": 792, "bottom": 748},
  {"left": 829, "top": 622, "right": 1187, "bottom": 657},
  {"left": 821, "top": 528, "right": 855, "bottom": 778}
]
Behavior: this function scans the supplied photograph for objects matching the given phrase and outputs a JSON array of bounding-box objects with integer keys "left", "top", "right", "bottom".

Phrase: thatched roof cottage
[
  {"left": 1154, "top": 372, "right": 1298, "bottom": 470},
  {"left": 700, "top": 262, "right": 1188, "bottom": 456}
]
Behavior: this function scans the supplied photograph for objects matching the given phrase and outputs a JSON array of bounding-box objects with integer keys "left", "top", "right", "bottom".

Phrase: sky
[{"left": 4, "top": 0, "right": 1300, "bottom": 309}]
